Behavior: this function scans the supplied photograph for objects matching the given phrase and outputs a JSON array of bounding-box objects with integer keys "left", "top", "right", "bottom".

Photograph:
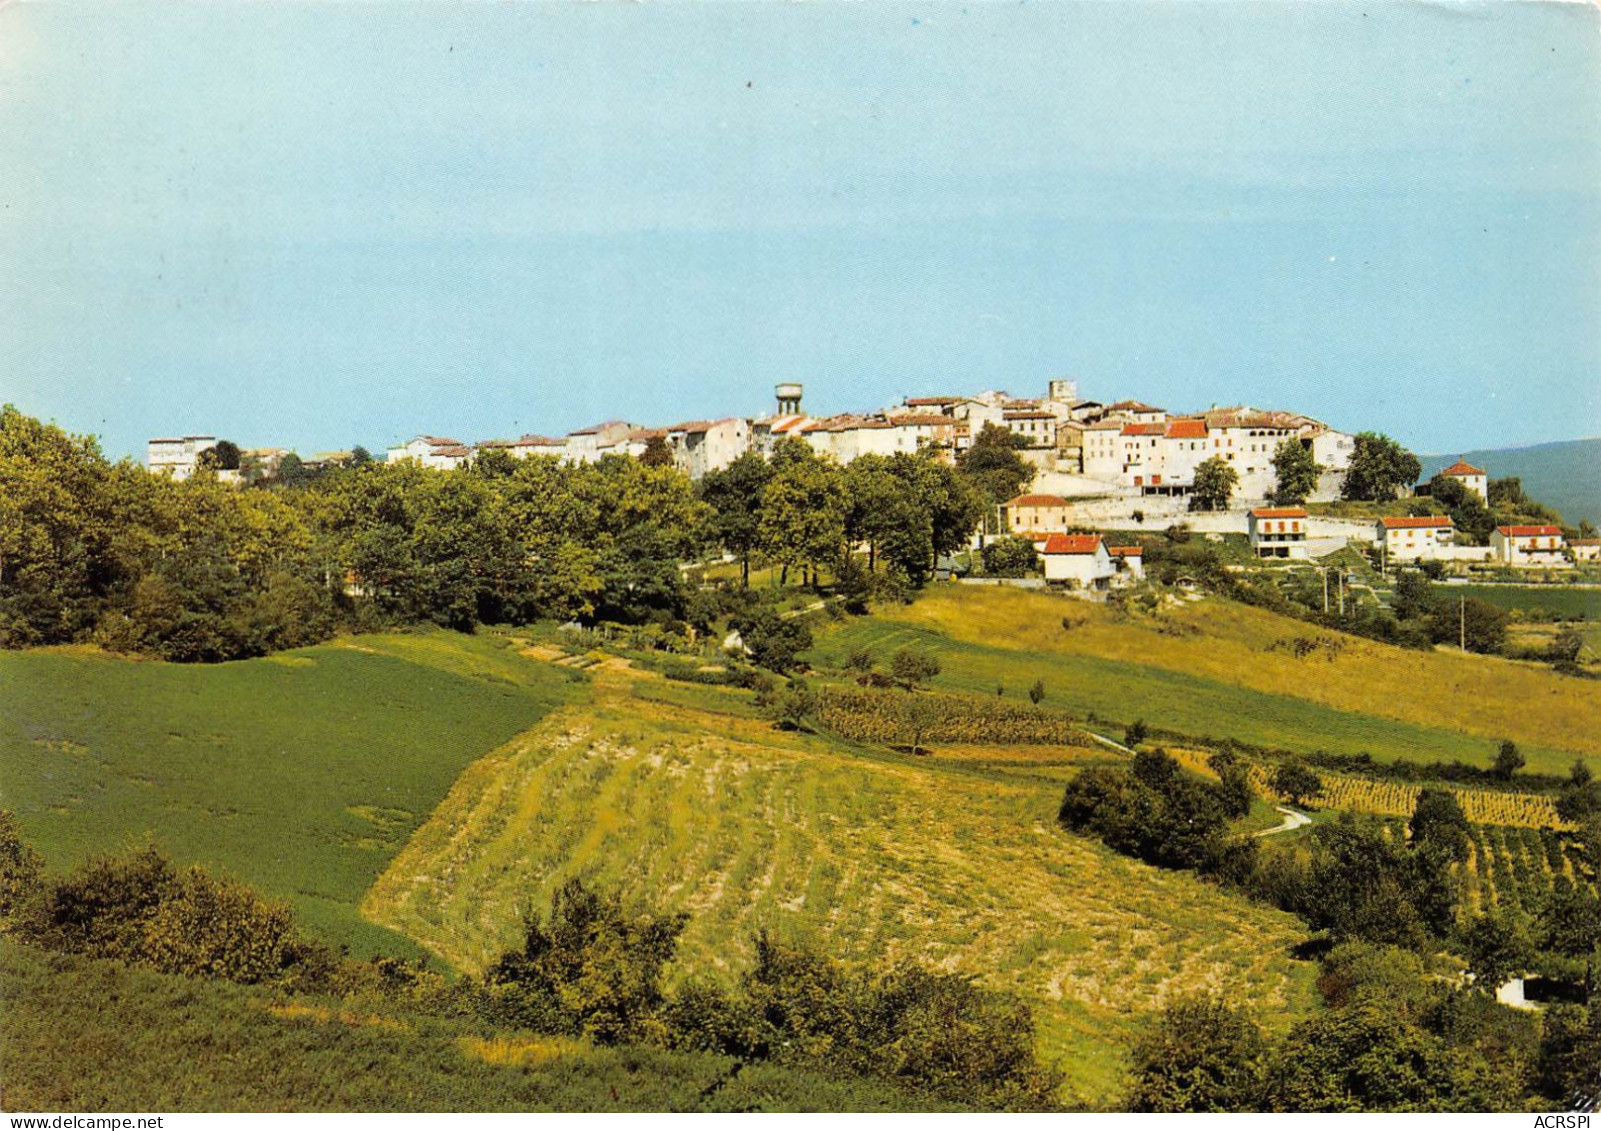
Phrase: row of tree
[{"left": 0, "top": 407, "right": 1036, "bottom": 661}]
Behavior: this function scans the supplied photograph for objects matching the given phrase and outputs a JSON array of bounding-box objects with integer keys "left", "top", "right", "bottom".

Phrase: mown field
[
  {"left": 805, "top": 586, "right": 1601, "bottom": 775},
  {"left": 0, "top": 632, "right": 577, "bottom": 956},
  {"left": 0, "top": 941, "right": 939, "bottom": 1112},
  {"left": 1432, "top": 583, "right": 1601, "bottom": 620},
  {"left": 363, "top": 662, "right": 1320, "bottom": 1107}
]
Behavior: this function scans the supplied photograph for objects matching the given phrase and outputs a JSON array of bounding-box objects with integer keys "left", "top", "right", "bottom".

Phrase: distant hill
[{"left": 1420, "top": 437, "right": 1600, "bottom": 527}]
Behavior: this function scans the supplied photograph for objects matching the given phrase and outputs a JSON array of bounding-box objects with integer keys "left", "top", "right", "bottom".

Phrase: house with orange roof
[
  {"left": 1491, "top": 525, "right": 1568, "bottom": 567},
  {"left": 1001, "top": 493, "right": 1072, "bottom": 538},
  {"left": 1041, "top": 532, "right": 1115, "bottom": 588},
  {"left": 1376, "top": 515, "right": 1455, "bottom": 562},
  {"left": 1440, "top": 457, "right": 1488, "bottom": 500},
  {"left": 1248, "top": 507, "right": 1309, "bottom": 559}
]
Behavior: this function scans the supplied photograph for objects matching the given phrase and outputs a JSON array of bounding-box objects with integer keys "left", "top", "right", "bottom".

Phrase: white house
[
  {"left": 1377, "top": 515, "right": 1456, "bottom": 562},
  {"left": 1492, "top": 525, "right": 1568, "bottom": 567},
  {"left": 147, "top": 435, "right": 218, "bottom": 480},
  {"left": 1248, "top": 507, "right": 1309, "bottom": 559},
  {"left": 1441, "top": 458, "right": 1488, "bottom": 500},
  {"left": 1571, "top": 538, "right": 1600, "bottom": 564},
  {"left": 1107, "top": 544, "right": 1144, "bottom": 582},
  {"left": 674, "top": 417, "right": 751, "bottom": 478},
  {"left": 1041, "top": 532, "right": 1115, "bottom": 588},
  {"left": 509, "top": 434, "right": 567, "bottom": 459},
  {"left": 386, "top": 435, "right": 473, "bottom": 470},
  {"left": 563, "top": 420, "right": 638, "bottom": 463}
]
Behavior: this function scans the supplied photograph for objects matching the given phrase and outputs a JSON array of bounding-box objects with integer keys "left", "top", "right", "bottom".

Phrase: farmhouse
[
  {"left": 1377, "top": 515, "right": 1456, "bottom": 562},
  {"left": 1001, "top": 494, "right": 1071, "bottom": 538},
  {"left": 1571, "top": 538, "right": 1601, "bottom": 564},
  {"left": 1248, "top": 507, "right": 1309, "bottom": 559},
  {"left": 385, "top": 436, "right": 473, "bottom": 470},
  {"left": 1441, "top": 458, "right": 1488, "bottom": 500},
  {"left": 1492, "top": 525, "right": 1568, "bottom": 568},
  {"left": 1041, "top": 533, "right": 1114, "bottom": 588},
  {"left": 147, "top": 435, "right": 218, "bottom": 481}
]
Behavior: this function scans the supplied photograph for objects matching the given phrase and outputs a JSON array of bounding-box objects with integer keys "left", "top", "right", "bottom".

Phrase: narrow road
[{"left": 1255, "top": 806, "right": 1312, "bottom": 838}]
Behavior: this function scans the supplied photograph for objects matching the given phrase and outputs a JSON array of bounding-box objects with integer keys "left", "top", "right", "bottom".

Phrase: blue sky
[{"left": 2, "top": 2, "right": 1597, "bottom": 460}]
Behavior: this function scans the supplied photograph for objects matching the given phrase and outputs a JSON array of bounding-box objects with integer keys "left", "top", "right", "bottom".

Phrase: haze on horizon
[{"left": 1, "top": 2, "right": 1598, "bottom": 463}]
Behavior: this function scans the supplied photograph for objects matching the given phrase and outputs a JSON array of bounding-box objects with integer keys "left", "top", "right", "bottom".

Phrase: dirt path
[{"left": 1255, "top": 806, "right": 1312, "bottom": 838}]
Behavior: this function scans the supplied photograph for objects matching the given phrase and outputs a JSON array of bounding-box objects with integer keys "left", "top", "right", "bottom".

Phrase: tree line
[{"left": 0, "top": 407, "right": 1035, "bottom": 662}]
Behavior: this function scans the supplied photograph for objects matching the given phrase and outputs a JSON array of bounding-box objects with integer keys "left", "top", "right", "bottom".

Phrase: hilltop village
[{"left": 146, "top": 377, "right": 1597, "bottom": 584}]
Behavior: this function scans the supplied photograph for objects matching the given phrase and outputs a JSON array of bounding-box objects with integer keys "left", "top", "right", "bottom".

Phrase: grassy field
[
  {"left": 0, "top": 632, "right": 577, "bottom": 956},
  {"left": 364, "top": 661, "right": 1320, "bottom": 1107},
  {"left": 805, "top": 586, "right": 1601, "bottom": 775},
  {"left": 0, "top": 941, "right": 943, "bottom": 1112},
  {"left": 1433, "top": 583, "right": 1601, "bottom": 620}
]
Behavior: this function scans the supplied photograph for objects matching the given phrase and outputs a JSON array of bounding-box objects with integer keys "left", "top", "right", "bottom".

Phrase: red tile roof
[
  {"left": 888, "top": 413, "right": 956, "bottom": 426},
  {"left": 517, "top": 434, "right": 564, "bottom": 446},
  {"left": 1107, "top": 545, "right": 1143, "bottom": 557},
  {"left": 1121, "top": 422, "right": 1167, "bottom": 436},
  {"left": 904, "top": 396, "right": 961, "bottom": 407},
  {"left": 1251, "top": 507, "right": 1308, "bottom": 519},
  {"left": 1381, "top": 515, "right": 1454, "bottom": 529},
  {"left": 1497, "top": 525, "right": 1563, "bottom": 537},
  {"left": 1003, "top": 410, "right": 1056, "bottom": 421},
  {"left": 1572, "top": 538, "right": 1601, "bottom": 546},
  {"left": 1042, "top": 533, "right": 1103, "bottom": 555},
  {"left": 1004, "top": 494, "right": 1069, "bottom": 508},
  {"left": 1442, "top": 460, "right": 1486, "bottom": 476},
  {"left": 1105, "top": 400, "right": 1164, "bottom": 413},
  {"left": 1165, "top": 419, "right": 1208, "bottom": 439}
]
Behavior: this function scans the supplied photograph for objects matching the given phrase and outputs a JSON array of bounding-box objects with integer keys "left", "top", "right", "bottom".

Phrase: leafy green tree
[
  {"left": 1341, "top": 433, "right": 1422, "bottom": 502},
  {"left": 1429, "top": 595, "right": 1507, "bottom": 654},
  {"left": 890, "top": 647, "right": 940, "bottom": 690},
  {"left": 1408, "top": 789, "right": 1471, "bottom": 862},
  {"left": 699, "top": 451, "right": 773, "bottom": 587},
  {"left": 0, "top": 809, "right": 43, "bottom": 928},
  {"left": 896, "top": 453, "right": 983, "bottom": 575},
  {"left": 956, "top": 423, "right": 1035, "bottom": 533},
  {"left": 731, "top": 606, "right": 812, "bottom": 674},
  {"left": 1390, "top": 570, "right": 1436, "bottom": 622},
  {"left": 1556, "top": 758, "right": 1601, "bottom": 823},
  {"left": 1124, "top": 718, "right": 1148, "bottom": 747},
  {"left": 766, "top": 678, "right": 816, "bottom": 731},
  {"left": 1492, "top": 739, "right": 1524, "bottom": 781},
  {"left": 758, "top": 440, "right": 847, "bottom": 586},
  {"left": 1421, "top": 474, "right": 1492, "bottom": 544},
  {"left": 981, "top": 535, "right": 1039, "bottom": 578},
  {"left": 1457, "top": 910, "right": 1534, "bottom": 992},
  {"left": 1190, "top": 457, "right": 1238, "bottom": 512},
  {"left": 1126, "top": 998, "right": 1267, "bottom": 1112},
  {"left": 1273, "top": 759, "right": 1322, "bottom": 807},
  {"left": 1536, "top": 1004, "right": 1601, "bottom": 1108},
  {"left": 1028, "top": 678, "right": 1046, "bottom": 706},
  {"left": 1271, "top": 440, "right": 1321, "bottom": 506}
]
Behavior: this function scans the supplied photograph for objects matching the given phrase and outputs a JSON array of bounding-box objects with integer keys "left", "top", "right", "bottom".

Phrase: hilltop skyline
[{"left": 3, "top": 2, "right": 1598, "bottom": 462}]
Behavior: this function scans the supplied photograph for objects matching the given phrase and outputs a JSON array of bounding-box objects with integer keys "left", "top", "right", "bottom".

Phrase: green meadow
[
  {"left": 1432, "top": 583, "right": 1601, "bottom": 620},
  {"left": 0, "top": 632, "right": 576, "bottom": 956}
]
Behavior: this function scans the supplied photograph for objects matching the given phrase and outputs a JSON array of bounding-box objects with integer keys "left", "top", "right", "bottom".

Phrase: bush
[
  {"left": 731, "top": 607, "right": 813, "bottom": 674},
  {"left": 1126, "top": 997, "right": 1267, "bottom": 1112},
  {"left": 890, "top": 648, "right": 941, "bottom": 689},
  {"left": 979, "top": 536, "right": 1038, "bottom": 578},
  {"left": 0, "top": 810, "right": 43, "bottom": 929},
  {"left": 483, "top": 878, "right": 689, "bottom": 1044}
]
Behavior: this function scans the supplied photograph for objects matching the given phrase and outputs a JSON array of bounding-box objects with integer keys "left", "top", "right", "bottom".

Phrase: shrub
[
  {"left": 1126, "top": 997, "right": 1267, "bottom": 1112},
  {"left": 0, "top": 810, "right": 43, "bottom": 929},
  {"left": 890, "top": 648, "right": 941, "bottom": 689}
]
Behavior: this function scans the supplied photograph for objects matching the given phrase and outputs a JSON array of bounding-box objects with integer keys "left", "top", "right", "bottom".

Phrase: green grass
[
  {"left": 0, "top": 941, "right": 950, "bottom": 1112},
  {"left": 803, "top": 586, "right": 1601, "bottom": 775},
  {"left": 1432, "top": 583, "right": 1601, "bottom": 620},
  {"left": 0, "top": 631, "right": 576, "bottom": 957}
]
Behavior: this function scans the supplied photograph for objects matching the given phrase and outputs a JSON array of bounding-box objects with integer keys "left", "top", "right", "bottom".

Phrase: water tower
[{"left": 775, "top": 382, "right": 804, "bottom": 416}]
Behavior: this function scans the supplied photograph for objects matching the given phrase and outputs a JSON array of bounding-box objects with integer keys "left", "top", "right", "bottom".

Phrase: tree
[
  {"left": 758, "top": 440, "right": 847, "bottom": 586},
  {"left": 1555, "top": 758, "right": 1601, "bottom": 823},
  {"left": 890, "top": 648, "right": 941, "bottom": 690},
  {"left": 1271, "top": 440, "right": 1321, "bottom": 506},
  {"left": 0, "top": 809, "right": 42, "bottom": 927},
  {"left": 1429, "top": 596, "right": 1507, "bottom": 655},
  {"left": 211, "top": 440, "right": 242, "bottom": 471},
  {"left": 1273, "top": 759, "right": 1322, "bottom": 807},
  {"left": 766, "top": 678, "right": 816, "bottom": 731},
  {"left": 699, "top": 451, "right": 773, "bottom": 587},
  {"left": 1390, "top": 570, "right": 1436, "bottom": 622},
  {"left": 1124, "top": 719, "right": 1148, "bottom": 748},
  {"left": 956, "top": 423, "right": 1035, "bottom": 532},
  {"left": 1458, "top": 910, "right": 1534, "bottom": 992},
  {"left": 1126, "top": 998, "right": 1267, "bottom": 1112},
  {"left": 1492, "top": 740, "right": 1524, "bottom": 781},
  {"left": 981, "top": 535, "right": 1038, "bottom": 578},
  {"left": 1190, "top": 457, "right": 1238, "bottom": 512},
  {"left": 1341, "top": 433, "right": 1422, "bottom": 502},
  {"left": 1408, "top": 789, "right": 1470, "bottom": 862},
  {"left": 347, "top": 446, "right": 373, "bottom": 467},
  {"left": 1028, "top": 678, "right": 1046, "bottom": 706},
  {"left": 732, "top": 606, "right": 812, "bottom": 674},
  {"left": 640, "top": 434, "right": 675, "bottom": 468}
]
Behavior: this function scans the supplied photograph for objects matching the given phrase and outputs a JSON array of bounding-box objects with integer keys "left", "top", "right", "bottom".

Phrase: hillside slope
[
  {"left": 805, "top": 586, "right": 1601, "bottom": 774},
  {"left": 1420, "top": 437, "right": 1600, "bottom": 526},
  {"left": 363, "top": 661, "right": 1319, "bottom": 1107},
  {"left": 0, "top": 632, "right": 576, "bottom": 956}
]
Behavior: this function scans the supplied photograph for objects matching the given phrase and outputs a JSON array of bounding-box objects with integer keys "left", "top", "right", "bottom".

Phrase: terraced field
[
  {"left": 363, "top": 663, "right": 1319, "bottom": 1106},
  {"left": 806, "top": 586, "right": 1601, "bottom": 774}
]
